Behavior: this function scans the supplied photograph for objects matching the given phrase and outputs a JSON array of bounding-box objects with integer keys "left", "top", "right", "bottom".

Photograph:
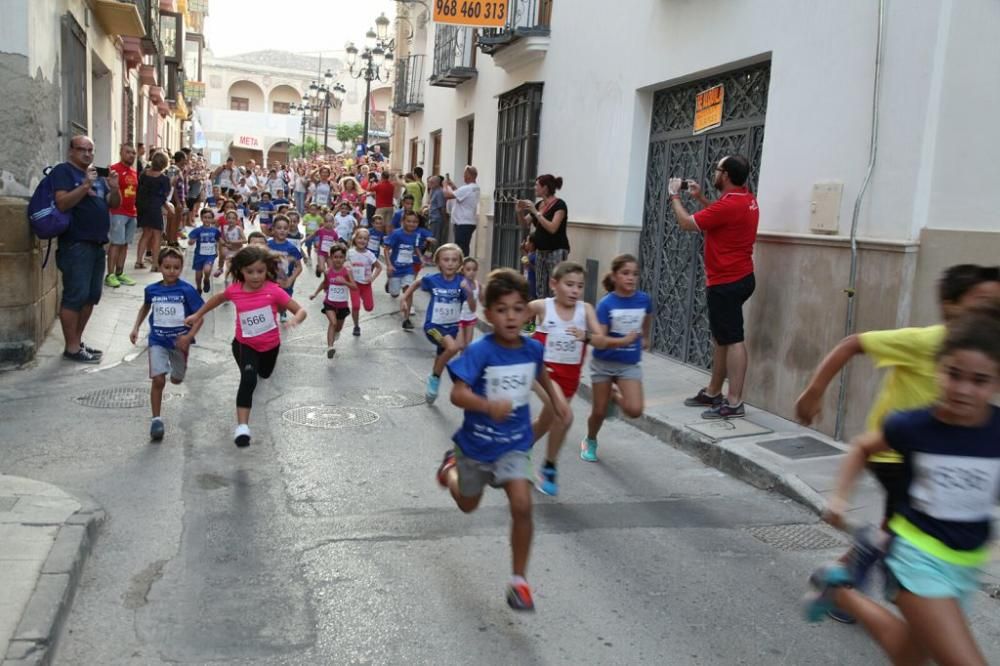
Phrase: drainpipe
[{"left": 834, "top": 0, "right": 887, "bottom": 441}]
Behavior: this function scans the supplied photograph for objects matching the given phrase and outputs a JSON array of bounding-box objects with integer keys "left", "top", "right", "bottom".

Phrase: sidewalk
[{"left": 0, "top": 476, "right": 104, "bottom": 666}]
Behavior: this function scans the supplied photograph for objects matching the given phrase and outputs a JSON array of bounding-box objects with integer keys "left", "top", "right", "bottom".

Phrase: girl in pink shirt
[
  {"left": 346, "top": 228, "right": 381, "bottom": 337},
  {"left": 310, "top": 243, "right": 357, "bottom": 359},
  {"left": 185, "top": 246, "right": 306, "bottom": 447},
  {"left": 310, "top": 216, "right": 341, "bottom": 277}
]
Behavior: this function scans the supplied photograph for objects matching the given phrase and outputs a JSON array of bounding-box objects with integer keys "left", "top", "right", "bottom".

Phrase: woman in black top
[
  {"left": 516, "top": 174, "right": 569, "bottom": 298},
  {"left": 134, "top": 151, "right": 173, "bottom": 271}
]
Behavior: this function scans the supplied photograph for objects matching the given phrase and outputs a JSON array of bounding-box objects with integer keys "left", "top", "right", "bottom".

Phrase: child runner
[
  {"left": 400, "top": 243, "right": 475, "bottom": 403},
  {"left": 184, "top": 246, "right": 306, "bottom": 447},
  {"left": 255, "top": 191, "right": 276, "bottom": 235},
  {"left": 218, "top": 210, "right": 246, "bottom": 282},
  {"left": 580, "top": 254, "right": 652, "bottom": 463},
  {"left": 529, "top": 261, "right": 638, "bottom": 495},
  {"left": 366, "top": 214, "right": 386, "bottom": 260},
  {"left": 267, "top": 216, "right": 304, "bottom": 323},
  {"left": 246, "top": 231, "right": 268, "bottom": 248},
  {"left": 804, "top": 304, "right": 1000, "bottom": 666},
  {"left": 347, "top": 229, "right": 381, "bottom": 336},
  {"left": 311, "top": 215, "right": 341, "bottom": 278},
  {"left": 187, "top": 208, "right": 222, "bottom": 293},
  {"left": 333, "top": 201, "right": 359, "bottom": 241},
  {"left": 384, "top": 210, "right": 422, "bottom": 305},
  {"left": 458, "top": 257, "right": 481, "bottom": 349},
  {"left": 129, "top": 247, "right": 204, "bottom": 442},
  {"left": 436, "top": 268, "right": 571, "bottom": 611},
  {"left": 301, "top": 203, "right": 324, "bottom": 266},
  {"left": 310, "top": 243, "right": 357, "bottom": 358}
]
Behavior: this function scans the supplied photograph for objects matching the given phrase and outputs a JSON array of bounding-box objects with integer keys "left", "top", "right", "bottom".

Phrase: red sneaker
[
  {"left": 436, "top": 449, "right": 456, "bottom": 488},
  {"left": 506, "top": 580, "right": 535, "bottom": 611}
]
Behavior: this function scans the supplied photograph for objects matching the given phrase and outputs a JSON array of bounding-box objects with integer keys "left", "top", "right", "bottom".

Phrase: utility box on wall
[{"left": 809, "top": 182, "right": 843, "bottom": 234}]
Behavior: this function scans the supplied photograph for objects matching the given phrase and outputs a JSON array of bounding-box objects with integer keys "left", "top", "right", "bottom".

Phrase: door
[
  {"left": 409, "top": 138, "right": 419, "bottom": 173},
  {"left": 639, "top": 62, "right": 769, "bottom": 369},
  {"left": 431, "top": 130, "right": 442, "bottom": 177}
]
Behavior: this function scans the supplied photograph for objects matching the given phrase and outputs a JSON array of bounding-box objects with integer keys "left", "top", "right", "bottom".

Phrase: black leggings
[{"left": 232, "top": 339, "right": 280, "bottom": 408}]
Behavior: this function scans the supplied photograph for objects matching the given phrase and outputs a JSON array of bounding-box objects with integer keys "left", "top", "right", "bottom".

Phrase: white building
[{"left": 392, "top": 0, "right": 1000, "bottom": 438}]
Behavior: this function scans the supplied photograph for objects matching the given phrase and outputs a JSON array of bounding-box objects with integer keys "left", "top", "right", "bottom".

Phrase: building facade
[{"left": 391, "top": 0, "right": 1000, "bottom": 438}]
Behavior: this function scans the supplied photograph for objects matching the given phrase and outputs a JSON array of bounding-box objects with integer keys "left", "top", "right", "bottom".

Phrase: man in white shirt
[{"left": 443, "top": 165, "right": 480, "bottom": 257}]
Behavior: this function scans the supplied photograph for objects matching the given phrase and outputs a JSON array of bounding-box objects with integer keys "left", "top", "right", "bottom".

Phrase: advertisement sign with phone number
[{"left": 434, "top": 0, "right": 508, "bottom": 28}]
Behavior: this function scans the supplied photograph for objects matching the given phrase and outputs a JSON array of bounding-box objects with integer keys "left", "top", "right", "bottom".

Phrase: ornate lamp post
[
  {"left": 345, "top": 12, "right": 395, "bottom": 154},
  {"left": 289, "top": 102, "right": 315, "bottom": 156},
  {"left": 306, "top": 69, "right": 347, "bottom": 155}
]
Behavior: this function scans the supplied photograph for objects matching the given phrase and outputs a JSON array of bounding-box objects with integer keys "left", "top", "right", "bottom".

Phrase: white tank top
[
  {"left": 538, "top": 298, "right": 586, "bottom": 365},
  {"left": 460, "top": 283, "right": 479, "bottom": 322}
]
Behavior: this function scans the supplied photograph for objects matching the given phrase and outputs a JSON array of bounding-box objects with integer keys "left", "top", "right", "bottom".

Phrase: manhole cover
[
  {"left": 346, "top": 389, "right": 426, "bottom": 408},
  {"left": 746, "top": 524, "right": 847, "bottom": 551},
  {"left": 75, "top": 387, "right": 181, "bottom": 409},
  {"left": 282, "top": 405, "right": 380, "bottom": 429},
  {"left": 756, "top": 436, "right": 844, "bottom": 459}
]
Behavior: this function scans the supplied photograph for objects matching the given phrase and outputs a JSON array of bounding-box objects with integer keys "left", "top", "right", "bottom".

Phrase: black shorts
[
  {"left": 185, "top": 197, "right": 199, "bottom": 210},
  {"left": 321, "top": 305, "right": 351, "bottom": 320},
  {"left": 706, "top": 273, "right": 755, "bottom": 345},
  {"left": 867, "top": 461, "right": 908, "bottom": 525}
]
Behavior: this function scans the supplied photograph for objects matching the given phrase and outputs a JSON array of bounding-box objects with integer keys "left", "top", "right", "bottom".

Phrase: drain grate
[
  {"left": 75, "top": 387, "right": 180, "bottom": 409},
  {"left": 746, "top": 524, "right": 847, "bottom": 551},
  {"left": 282, "top": 405, "right": 380, "bottom": 429},
  {"left": 346, "top": 389, "right": 426, "bottom": 409},
  {"left": 756, "top": 436, "right": 843, "bottom": 460}
]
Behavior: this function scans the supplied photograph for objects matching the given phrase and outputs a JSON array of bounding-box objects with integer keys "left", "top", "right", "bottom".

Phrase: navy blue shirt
[
  {"left": 144, "top": 280, "right": 204, "bottom": 349},
  {"left": 592, "top": 291, "right": 652, "bottom": 365},
  {"left": 885, "top": 406, "right": 1000, "bottom": 553},
  {"left": 49, "top": 162, "right": 111, "bottom": 243}
]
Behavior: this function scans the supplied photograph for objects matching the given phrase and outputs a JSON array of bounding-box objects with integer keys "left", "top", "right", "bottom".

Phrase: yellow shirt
[{"left": 859, "top": 324, "right": 945, "bottom": 463}]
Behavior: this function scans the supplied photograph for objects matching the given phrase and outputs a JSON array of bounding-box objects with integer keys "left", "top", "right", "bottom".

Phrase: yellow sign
[
  {"left": 694, "top": 84, "right": 725, "bottom": 134},
  {"left": 433, "top": 0, "right": 509, "bottom": 28}
]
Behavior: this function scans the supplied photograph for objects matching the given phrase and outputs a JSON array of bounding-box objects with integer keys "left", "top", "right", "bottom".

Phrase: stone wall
[
  {"left": 0, "top": 198, "right": 60, "bottom": 365},
  {"left": 0, "top": 52, "right": 62, "bottom": 197}
]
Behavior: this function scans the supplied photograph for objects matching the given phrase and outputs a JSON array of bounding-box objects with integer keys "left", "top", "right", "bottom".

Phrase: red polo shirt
[
  {"left": 109, "top": 162, "right": 138, "bottom": 217},
  {"left": 692, "top": 187, "right": 759, "bottom": 287},
  {"left": 372, "top": 179, "right": 395, "bottom": 208}
]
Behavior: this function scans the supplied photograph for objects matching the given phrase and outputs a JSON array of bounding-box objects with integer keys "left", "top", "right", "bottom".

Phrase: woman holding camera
[{"left": 517, "top": 174, "right": 569, "bottom": 298}]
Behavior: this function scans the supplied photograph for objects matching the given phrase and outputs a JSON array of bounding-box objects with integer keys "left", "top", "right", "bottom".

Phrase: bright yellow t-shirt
[{"left": 859, "top": 324, "right": 946, "bottom": 463}]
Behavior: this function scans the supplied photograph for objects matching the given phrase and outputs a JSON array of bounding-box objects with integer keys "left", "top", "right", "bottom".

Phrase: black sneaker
[
  {"left": 150, "top": 419, "right": 165, "bottom": 442},
  {"left": 684, "top": 388, "right": 723, "bottom": 408},
  {"left": 402, "top": 318, "right": 415, "bottom": 331},
  {"left": 63, "top": 349, "right": 100, "bottom": 364},
  {"left": 80, "top": 342, "right": 103, "bottom": 357},
  {"left": 202, "top": 282, "right": 210, "bottom": 294},
  {"left": 352, "top": 325, "right": 361, "bottom": 336},
  {"left": 701, "top": 399, "right": 746, "bottom": 420}
]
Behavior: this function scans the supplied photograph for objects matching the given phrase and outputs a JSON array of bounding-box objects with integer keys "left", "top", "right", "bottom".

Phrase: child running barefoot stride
[
  {"left": 400, "top": 244, "right": 475, "bottom": 404},
  {"left": 188, "top": 208, "right": 222, "bottom": 294},
  {"left": 184, "top": 246, "right": 306, "bottom": 447},
  {"left": 310, "top": 244, "right": 357, "bottom": 359},
  {"left": 581, "top": 254, "right": 652, "bottom": 463},
  {"left": 129, "top": 248, "right": 204, "bottom": 441},
  {"left": 347, "top": 229, "right": 381, "bottom": 336},
  {"left": 436, "top": 268, "right": 571, "bottom": 611},
  {"left": 804, "top": 304, "right": 1000, "bottom": 666},
  {"left": 457, "top": 257, "right": 481, "bottom": 349}
]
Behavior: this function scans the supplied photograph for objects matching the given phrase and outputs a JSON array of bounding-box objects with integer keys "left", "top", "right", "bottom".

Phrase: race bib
[
  {"left": 610, "top": 308, "right": 645, "bottom": 336},
  {"left": 153, "top": 302, "right": 184, "bottom": 328},
  {"left": 198, "top": 242, "right": 217, "bottom": 256},
  {"left": 367, "top": 236, "right": 381, "bottom": 253},
  {"left": 352, "top": 264, "right": 368, "bottom": 283},
  {"left": 544, "top": 331, "right": 583, "bottom": 364},
  {"left": 431, "top": 300, "right": 461, "bottom": 325},
  {"left": 484, "top": 362, "right": 535, "bottom": 409},
  {"left": 396, "top": 247, "right": 413, "bottom": 265},
  {"left": 239, "top": 305, "right": 277, "bottom": 338},
  {"left": 327, "top": 284, "right": 349, "bottom": 303},
  {"left": 320, "top": 237, "right": 335, "bottom": 254}
]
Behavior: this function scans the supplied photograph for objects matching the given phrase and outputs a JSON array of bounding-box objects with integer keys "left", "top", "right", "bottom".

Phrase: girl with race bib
[
  {"left": 218, "top": 210, "right": 246, "bottom": 283},
  {"left": 347, "top": 229, "right": 381, "bottom": 337},
  {"left": 458, "top": 257, "right": 481, "bottom": 349},
  {"left": 400, "top": 244, "right": 476, "bottom": 404},
  {"left": 308, "top": 215, "right": 341, "bottom": 278},
  {"left": 310, "top": 244, "right": 357, "bottom": 359},
  {"left": 184, "top": 246, "right": 306, "bottom": 448},
  {"left": 580, "top": 254, "right": 652, "bottom": 463}
]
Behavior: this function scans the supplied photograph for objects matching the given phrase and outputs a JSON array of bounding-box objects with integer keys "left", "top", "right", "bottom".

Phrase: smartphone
[
  {"left": 94, "top": 166, "right": 110, "bottom": 178},
  {"left": 678, "top": 180, "right": 689, "bottom": 191}
]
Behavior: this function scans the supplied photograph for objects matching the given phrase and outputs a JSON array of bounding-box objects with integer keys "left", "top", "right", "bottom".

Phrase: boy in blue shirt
[
  {"left": 266, "top": 215, "right": 303, "bottom": 320},
  {"left": 255, "top": 191, "right": 276, "bottom": 234},
  {"left": 383, "top": 210, "right": 423, "bottom": 299},
  {"left": 129, "top": 247, "right": 204, "bottom": 442},
  {"left": 187, "top": 208, "right": 222, "bottom": 293},
  {"left": 436, "top": 268, "right": 571, "bottom": 612}
]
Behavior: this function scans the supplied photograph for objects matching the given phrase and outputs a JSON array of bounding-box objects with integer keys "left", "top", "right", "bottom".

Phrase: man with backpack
[{"left": 51, "top": 135, "right": 121, "bottom": 363}]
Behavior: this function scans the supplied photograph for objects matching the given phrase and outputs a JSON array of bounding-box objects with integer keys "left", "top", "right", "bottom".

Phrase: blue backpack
[{"left": 27, "top": 166, "right": 71, "bottom": 267}]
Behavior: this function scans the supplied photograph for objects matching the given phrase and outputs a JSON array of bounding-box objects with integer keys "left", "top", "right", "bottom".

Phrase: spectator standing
[
  {"left": 516, "top": 174, "right": 569, "bottom": 298},
  {"left": 212, "top": 156, "right": 237, "bottom": 196},
  {"left": 293, "top": 165, "right": 308, "bottom": 214},
  {"left": 136, "top": 142, "right": 146, "bottom": 172},
  {"left": 443, "top": 166, "right": 481, "bottom": 258},
  {"left": 135, "top": 151, "right": 173, "bottom": 272},
  {"left": 51, "top": 135, "right": 121, "bottom": 363},
  {"left": 106, "top": 143, "right": 139, "bottom": 288},
  {"left": 424, "top": 175, "right": 448, "bottom": 243},
  {"left": 668, "top": 155, "right": 759, "bottom": 419},
  {"left": 166, "top": 151, "right": 187, "bottom": 245},
  {"left": 371, "top": 171, "right": 401, "bottom": 225}
]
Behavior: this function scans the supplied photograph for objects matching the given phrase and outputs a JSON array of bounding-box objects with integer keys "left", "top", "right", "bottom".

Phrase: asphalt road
[{"left": 0, "top": 267, "right": 893, "bottom": 665}]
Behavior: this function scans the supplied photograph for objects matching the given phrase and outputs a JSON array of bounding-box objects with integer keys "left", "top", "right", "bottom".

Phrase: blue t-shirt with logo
[
  {"left": 592, "top": 291, "right": 652, "bottom": 365},
  {"left": 266, "top": 239, "right": 303, "bottom": 280},
  {"left": 385, "top": 229, "right": 421, "bottom": 275},
  {"left": 366, "top": 228, "right": 385, "bottom": 258},
  {"left": 144, "top": 280, "right": 204, "bottom": 349},
  {"left": 447, "top": 334, "right": 544, "bottom": 462},
  {"left": 48, "top": 162, "right": 111, "bottom": 244},
  {"left": 189, "top": 226, "right": 221, "bottom": 264},
  {"left": 257, "top": 201, "right": 276, "bottom": 222},
  {"left": 420, "top": 272, "right": 467, "bottom": 332}
]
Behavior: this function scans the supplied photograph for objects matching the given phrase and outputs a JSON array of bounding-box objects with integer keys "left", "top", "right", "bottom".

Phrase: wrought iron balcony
[
  {"left": 392, "top": 54, "right": 425, "bottom": 116},
  {"left": 429, "top": 25, "right": 477, "bottom": 88},
  {"left": 139, "top": 0, "right": 162, "bottom": 55},
  {"left": 478, "top": 0, "right": 552, "bottom": 54}
]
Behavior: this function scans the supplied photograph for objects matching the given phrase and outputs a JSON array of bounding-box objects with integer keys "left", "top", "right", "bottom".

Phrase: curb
[{"left": 3, "top": 496, "right": 106, "bottom": 666}]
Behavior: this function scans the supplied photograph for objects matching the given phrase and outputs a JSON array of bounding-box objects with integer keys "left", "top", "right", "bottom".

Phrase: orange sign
[
  {"left": 693, "top": 84, "right": 725, "bottom": 134},
  {"left": 433, "top": 0, "right": 509, "bottom": 28}
]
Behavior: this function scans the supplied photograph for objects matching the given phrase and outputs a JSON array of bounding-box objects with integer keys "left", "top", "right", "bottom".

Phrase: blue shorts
[
  {"left": 884, "top": 536, "right": 981, "bottom": 612},
  {"left": 193, "top": 256, "right": 216, "bottom": 271},
  {"left": 109, "top": 214, "right": 137, "bottom": 245},
  {"left": 56, "top": 240, "right": 105, "bottom": 311},
  {"left": 305, "top": 236, "right": 316, "bottom": 249},
  {"left": 425, "top": 324, "right": 458, "bottom": 353}
]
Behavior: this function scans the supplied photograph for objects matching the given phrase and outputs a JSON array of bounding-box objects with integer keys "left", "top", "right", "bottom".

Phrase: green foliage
[
  {"left": 335, "top": 122, "right": 366, "bottom": 145},
  {"left": 289, "top": 137, "right": 322, "bottom": 158}
]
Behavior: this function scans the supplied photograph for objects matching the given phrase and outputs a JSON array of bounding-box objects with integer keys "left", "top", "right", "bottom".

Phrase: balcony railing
[
  {"left": 140, "top": 0, "right": 161, "bottom": 55},
  {"left": 429, "top": 25, "right": 477, "bottom": 88},
  {"left": 478, "top": 0, "right": 552, "bottom": 54},
  {"left": 392, "top": 54, "right": 425, "bottom": 116}
]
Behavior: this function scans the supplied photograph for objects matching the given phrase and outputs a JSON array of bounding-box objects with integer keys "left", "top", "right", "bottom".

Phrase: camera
[
  {"left": 94, "top": 166, "right": 110, "bottom": 178},
  {"left": 678, "top": 179, "right": 689, "bottom": 191}
]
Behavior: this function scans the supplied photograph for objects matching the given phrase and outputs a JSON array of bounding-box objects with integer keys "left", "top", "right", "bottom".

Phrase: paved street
[{"left": 0, "top": 265, "right": 903, "bottom": 665}]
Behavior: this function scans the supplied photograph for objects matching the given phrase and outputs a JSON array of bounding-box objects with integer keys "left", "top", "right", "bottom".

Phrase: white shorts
[{"left": 388, "top": 273, "right": 415, "bottom": 297}]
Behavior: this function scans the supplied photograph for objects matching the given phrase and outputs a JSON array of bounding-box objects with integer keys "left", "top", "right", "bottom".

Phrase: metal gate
[
  {"left": 639, "top": 62, "right": 769, "bottom": 369},
  {"left": 492, "top": 82, "right": 542, "bottom": 269}
]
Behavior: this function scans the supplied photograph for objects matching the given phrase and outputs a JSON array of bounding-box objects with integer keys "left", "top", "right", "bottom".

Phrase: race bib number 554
[{"left": 484, "top": 362, "right": 534, "bottom": 409}]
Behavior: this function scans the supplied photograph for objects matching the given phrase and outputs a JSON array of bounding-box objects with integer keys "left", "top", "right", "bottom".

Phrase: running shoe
[
  {"left": 425, "top": 374, "right": 440, "bottom": 404},
  {"left": 506, "top": 581, "right": 535, "bottom": 611},
  {"left": 802, "top": 563, "right": 852, "bottom": 623},
  {"left": 116, "top": 273, "right": 136, "bottom": 286},
  {"left": 150, "top": 419, "right": 165, "bottom": 442},
  {"left": 701, "top": 399, "right": 745, "bottom": 420},
  {"left": 828, "top": 525, "right": 890, "bottom": 623},
  {"left": 684, "top": 388, "right": 723, "bottom": 408},
  {"left": 436, "top": 449, "right": 457, "bottom": 488},
  {"left": 536, "top": 466, "right": 558, "bottom": 496},
  {"left": 202, "top": 282, "right": 211, "bottom": 294},
  {"left": 315, "top": 267, "right": 322, "bottom": 278},
  {"left": 234, "top": 424, "right": 251, "bottom": 448},
  {"left": 80, "top": 342, "right": 103, "bottom": 357},
  {"left": 353, "top": 325, "right": 361, "bottom": 337},
  {"left": 104, "top": 273, "right": 121, "bottom": 288},
  {"left": 402, "top": 318, "right": 415, "bottom": 331},
  {"left": 280, "top": 312, "right": 288, "bottom": 323},
  {"left": 62, "top": 349, "right": 100, "bottom": 364},
  {"left": 327, "top": 347, "right": 336, "bottom": 359},
  {"left": 580, "top": 438, "right": 599, "bottom": 462}
]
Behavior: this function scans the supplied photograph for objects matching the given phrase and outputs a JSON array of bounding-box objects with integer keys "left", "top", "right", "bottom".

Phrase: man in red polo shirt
[
  {"left": 106, "top": 143, "right": 139, "bottom": 287},
  {"left": 668, "top": 154, "right": 759, "bottom": 419}
]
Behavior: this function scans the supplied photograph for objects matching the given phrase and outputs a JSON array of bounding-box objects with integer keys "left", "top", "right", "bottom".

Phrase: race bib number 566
[{"left": 239, "top": 305, "right": 277, "bottom": 338}]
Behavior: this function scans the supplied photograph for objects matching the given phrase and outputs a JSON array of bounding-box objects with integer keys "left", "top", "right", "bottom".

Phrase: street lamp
[
  {"left": 346, "top": 13, "right": 395, "bottom": 156},
  {"left": 301, "top": 68, "right": 344, "bottom": 155},
  {"left": 289, "top": 103, "right": 313, "bottom": 156}
]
